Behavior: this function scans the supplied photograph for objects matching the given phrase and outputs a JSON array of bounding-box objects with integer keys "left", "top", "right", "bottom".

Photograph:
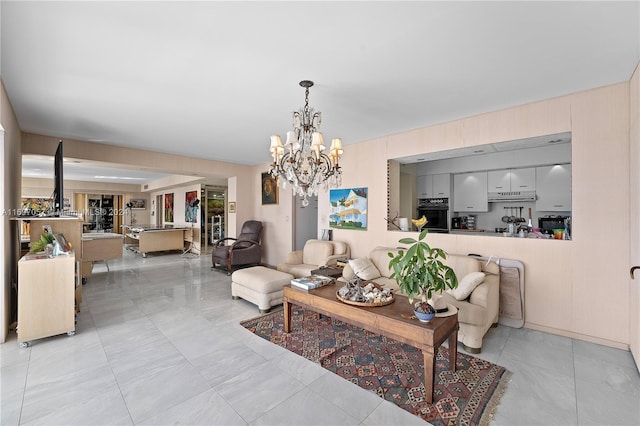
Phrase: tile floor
[{"left": 1, "top": 251, "right": 639, "bottom": 425}]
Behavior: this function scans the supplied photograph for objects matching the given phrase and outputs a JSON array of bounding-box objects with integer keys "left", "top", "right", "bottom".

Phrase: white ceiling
[{"left": 2, "top": 1, "right": 639, "bottom": 182}]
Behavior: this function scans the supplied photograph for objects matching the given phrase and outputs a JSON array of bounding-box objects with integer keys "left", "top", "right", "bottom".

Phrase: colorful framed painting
[
  {"left": 164, "top": 193, "right": 174, "bottom": 222},
  {"left": 185, "top": 190, "right": 199, "bottom": 223},
  {"left": 130, "top": 199, "right": 146, "bottom": 209},
  {"left": 261, "top": 172, "right": 278, "bottom": 205},
  {"left": 329, "top": 187, "right": 368, "bottom": 231}
]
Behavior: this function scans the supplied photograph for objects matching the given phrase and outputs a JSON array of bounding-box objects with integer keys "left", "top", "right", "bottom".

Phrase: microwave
[{"left": 538, "top": 216, "right": 569, "bottom": 235}]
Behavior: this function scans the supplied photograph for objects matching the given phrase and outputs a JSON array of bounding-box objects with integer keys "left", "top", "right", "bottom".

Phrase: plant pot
[{"left": 413, "top": 302, "right": 436, "bottom": 323}]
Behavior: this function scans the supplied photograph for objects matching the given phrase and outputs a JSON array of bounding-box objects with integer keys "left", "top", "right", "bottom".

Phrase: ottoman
[{"left": 231, "top": 266, "right": 294, "bottom": 313}]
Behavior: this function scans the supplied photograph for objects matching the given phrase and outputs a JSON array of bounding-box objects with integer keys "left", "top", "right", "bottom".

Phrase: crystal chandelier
[{"left": 269, "top": 80, "right": 344, "bottom": 207}]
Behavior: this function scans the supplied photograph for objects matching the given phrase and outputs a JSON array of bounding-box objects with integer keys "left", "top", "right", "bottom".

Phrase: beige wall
[
  {"left": 315, "top": 81, "right": 633, "bottom": 349},
  {"left": 250, "top": 165, "right": 294, "bottom": 268},
  {"left": 1, "top": 80, "right": 22, "bottom": 343}
]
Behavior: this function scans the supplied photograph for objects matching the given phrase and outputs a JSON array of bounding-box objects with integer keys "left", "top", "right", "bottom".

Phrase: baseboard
[{"left": 524, "top": 322, "right": 629, "bottom": 351}]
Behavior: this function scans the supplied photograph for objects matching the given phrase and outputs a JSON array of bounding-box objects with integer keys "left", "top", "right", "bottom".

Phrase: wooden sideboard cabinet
[{"left": 17, "top": 253, "right": 76, "bottom": 347}]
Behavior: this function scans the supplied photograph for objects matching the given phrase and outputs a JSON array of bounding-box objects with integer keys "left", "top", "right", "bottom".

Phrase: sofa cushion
[
  {"left": 332, "top": 241, "right": 349, "bottom": 256},
  {"left": 302, "top": 240, "right": 334, "bottom": 266},
  {"left": 443, "top": 254, "right": 481, "bottom": 277},
  {"left": 447, "top": 271, "right": 486, "bottom": 300},
  {"left": 369, "top": 247, "right": 399, "bottom": 278},
  {"left": 277, "top": 263, "right": 316, "bottom": 278},
  {"left": 349, "top": 258, "right": 381, "bottom": 280}
]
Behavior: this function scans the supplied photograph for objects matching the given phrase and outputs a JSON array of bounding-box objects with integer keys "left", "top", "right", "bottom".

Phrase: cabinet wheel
[
  {"left": 19, "top": 341, "right": 29, "bottom": 348},
  {"left": 67, "top": 331, "right": 76, "bottom": 336},
  {"left": 142, "top": 253, "right": 147, "bottom": 258}
]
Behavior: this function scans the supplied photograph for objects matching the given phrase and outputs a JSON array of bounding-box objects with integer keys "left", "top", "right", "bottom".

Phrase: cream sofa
[
  {"left": 277, "top": 239, "right": 350, "bottom": 278},
  {"left": 341, "top": 247, "right": 500, "bottom": 353}
]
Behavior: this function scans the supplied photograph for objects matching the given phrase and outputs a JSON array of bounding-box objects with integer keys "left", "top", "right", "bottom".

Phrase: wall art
[{"left": 329, "top": 187, "right": 368, "bottom": 231}]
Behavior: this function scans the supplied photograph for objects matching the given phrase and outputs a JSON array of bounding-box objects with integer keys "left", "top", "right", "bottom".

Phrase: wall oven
[{"left": 417, "top": 198, "right": 449, "bottom": 233}]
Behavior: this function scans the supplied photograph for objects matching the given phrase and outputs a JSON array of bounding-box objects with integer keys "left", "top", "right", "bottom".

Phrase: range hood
[{"left": 487, "top": 190, "right": 536, "bottom": 202}]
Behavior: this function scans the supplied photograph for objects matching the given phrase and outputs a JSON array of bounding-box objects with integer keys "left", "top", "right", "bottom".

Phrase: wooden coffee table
[{"left": 282, "top": 284, "right": 458, "bottom": 403}]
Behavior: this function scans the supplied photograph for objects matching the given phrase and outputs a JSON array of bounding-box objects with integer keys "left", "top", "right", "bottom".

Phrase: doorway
[
  {"left": 74, "top": 193, "right": 123, "bottom": 233},
  {"left": 294, "top": 195, "right": 318, "bottom": 250},
  {"left": 155, "top": 194, "right": 163, "bottom": 227},
  {"left": 202, "top": 186, "right": 226, "bottom": 254}
]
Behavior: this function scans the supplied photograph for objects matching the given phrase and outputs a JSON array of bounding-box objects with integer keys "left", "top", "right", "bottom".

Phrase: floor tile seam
[
  {"left": 209, "top": 381, "right": 255, "bottom": 425},
  {"left": 14, "top": 347, "right": 31, "bottom": 426},
  {"left": 149, "top": 316, "right": 224, "bottom": 393},
  {"left": 573, "top": 376, "right": 640, "bottom": 400},
  {"left": 572, "top": 351, "right": 640, "bottom": 377},
  {"left": 497, "top": 350, "right": 576, "bottom": 379},
  {"left": 571, "top": 338, "right": 580, "bottom": 424},
  {"left": 91, "top": 306, "right": 172, "bottom": 426},
  {"left": 257, "top": 383, "right": 364, "bottom": 425}
]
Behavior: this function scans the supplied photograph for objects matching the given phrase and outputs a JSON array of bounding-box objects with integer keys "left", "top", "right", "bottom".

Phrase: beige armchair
[{"left": 277, "top": 239, "right": 350, "bottom": 278}]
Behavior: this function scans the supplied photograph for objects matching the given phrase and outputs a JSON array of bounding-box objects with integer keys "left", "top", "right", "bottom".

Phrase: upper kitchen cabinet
[
  {"left": 453, "top": 172, "right": 488, "bottom": 212},
  {"left": 536, "top": 164, "right": 572, "bottom": 211},
  {"left": 487, "top": 170, "right": 510, "bottom": 192},
  {"left": 487, "top": 168, "right": 536, "bottom": 192},
  {"left": 510, "top": 168, "right": 536, "bottom": 191},
  {"left": 417, "top": 173, "right": 450, "bottom": 198}
]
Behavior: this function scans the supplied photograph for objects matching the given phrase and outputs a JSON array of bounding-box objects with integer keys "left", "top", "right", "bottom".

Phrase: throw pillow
[
  {"left": 349, "top": 258, "right": 382, "bottom": 280},
  {"left": 446, "top": 271, "right": 486, "bottom": 300}
]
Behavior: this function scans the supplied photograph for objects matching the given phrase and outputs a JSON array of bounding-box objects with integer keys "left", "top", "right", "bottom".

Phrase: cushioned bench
[{"left": 231, "top": 266, "right": 294, "bottom": 313}]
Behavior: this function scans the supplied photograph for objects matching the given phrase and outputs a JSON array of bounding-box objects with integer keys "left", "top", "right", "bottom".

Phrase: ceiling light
[
  {"left": 269, "top": 80, "right": 344, "bottom": 207},
  {"left": 93, "top": 176, "right": 145, "bottom": 180}
]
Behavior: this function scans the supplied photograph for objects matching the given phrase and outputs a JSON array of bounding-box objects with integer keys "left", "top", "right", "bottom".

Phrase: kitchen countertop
[{"left": 450, "top": 229, "right": 555, "bottom": 239}]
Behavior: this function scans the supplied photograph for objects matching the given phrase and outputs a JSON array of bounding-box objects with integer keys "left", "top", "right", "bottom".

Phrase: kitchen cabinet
[
  {"left": 536, "top": 164, "right": 572, "bottom": 211},
  {"left": 18, "top": 253, "right": 76, "bottom": 346},
  {"left": 488, "top": 168, "right": 536, "bottom": 192},
  {"left": 453, "top": 172, "right": 488, "bottom": 212},
  {"left": 417, "top": 173, "right": 450, "bottom": 198}
]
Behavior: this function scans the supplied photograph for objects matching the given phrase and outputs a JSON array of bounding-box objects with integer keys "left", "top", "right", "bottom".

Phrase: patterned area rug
[{"left": 241, "top": 306, "right": 511, "bottom": 426}]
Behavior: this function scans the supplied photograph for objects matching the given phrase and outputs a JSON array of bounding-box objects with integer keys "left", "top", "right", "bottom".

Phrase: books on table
[{"left": 290, "top": 275, "right": 335, "bottom": 290}]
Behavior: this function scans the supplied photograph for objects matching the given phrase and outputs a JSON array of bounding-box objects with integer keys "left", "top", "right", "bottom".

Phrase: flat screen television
[{"left": 53, "top": 140, "right": 64, "bottom": 216}]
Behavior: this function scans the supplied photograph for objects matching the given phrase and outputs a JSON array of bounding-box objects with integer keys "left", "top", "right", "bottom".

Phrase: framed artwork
[
  {"left": 164, "top": 193, "right": 174, "bottom": 222},
  {"left": 261, "top": 172, "right": 278, "bottom": 205},
  {"left": 228, "top": 201, "right": 237, "bottom": 213},
  {"left": 21, "top": 197, "right": 53, "bottom": 215},
  {"left": 329, "top": 187, "right": 368, "bottom": 231},
  {"left": 130, "top": 199, "right": 146, "bottom": 209},
  {"left": 185, "top": 190, "right": 199, "bottom": 223}
]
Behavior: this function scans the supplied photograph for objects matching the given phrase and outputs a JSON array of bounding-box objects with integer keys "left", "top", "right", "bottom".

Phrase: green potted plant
[{"left": 388, "top": 229, "right": 458, "bottom": 322}]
